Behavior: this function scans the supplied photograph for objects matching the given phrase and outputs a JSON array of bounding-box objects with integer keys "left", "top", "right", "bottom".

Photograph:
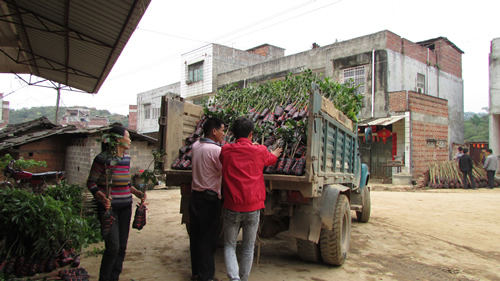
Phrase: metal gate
[{"left": 359, "top": 137, "right": 393, "bottom": 179}]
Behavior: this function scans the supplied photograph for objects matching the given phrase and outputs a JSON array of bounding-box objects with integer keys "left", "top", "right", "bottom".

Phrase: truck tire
[
  {"left": 296, "top": 238, "right": 322, "bottom": 263},
  {"left": 319, "top": 194, "right": 351, "bottom": 266},
  {"left": 356, "top": 187, "right": 371, "bottom": 223}
]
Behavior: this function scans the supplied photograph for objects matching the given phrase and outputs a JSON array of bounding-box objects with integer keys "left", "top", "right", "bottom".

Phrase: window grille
[
  {"left": 343, "top": 66, "right": 366, "bottom": 95},
  {"left": 144, "top": 104, "right": 151, "bottom": 119},
  {"left": 417, "top": 73, "right": 425, "bottom": 93}
]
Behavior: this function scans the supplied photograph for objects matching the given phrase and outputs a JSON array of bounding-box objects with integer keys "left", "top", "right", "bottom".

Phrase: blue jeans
[{"left": 223, "top": 209, "right": 260, "bottom": 281}]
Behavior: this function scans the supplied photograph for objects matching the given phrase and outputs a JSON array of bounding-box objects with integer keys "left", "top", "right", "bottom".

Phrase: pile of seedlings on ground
[
  {"left": 419, "top": 160, "right": 499, "bottom": 189},
  {"left": 171, "top": 69, "right": 363, "bottom": 175},
  {"left": 0, "top": 181, "right": 101, "bottom": 279}
]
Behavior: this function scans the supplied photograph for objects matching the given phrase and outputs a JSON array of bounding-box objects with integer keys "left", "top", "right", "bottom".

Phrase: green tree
[
  {"left": 464, "top": 113, "right": 488, "bottom": 141},
  {"left": 8, "top": 106, "right": 129, "bottom": 127}
]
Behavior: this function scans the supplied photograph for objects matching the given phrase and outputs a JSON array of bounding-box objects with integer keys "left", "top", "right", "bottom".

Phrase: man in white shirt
[{"left": 483, "top": 149, "right": 499, "bottom": 189}]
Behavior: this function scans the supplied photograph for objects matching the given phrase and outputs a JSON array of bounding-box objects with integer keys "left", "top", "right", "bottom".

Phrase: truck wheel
[
  {"left": 296, "top": 238, "right": 322, "bottom": 263},
  {"left": 319, "top": 194, "right": 351, "bottom": 266},
  {"left": 356, "top": 187, "right": 371, "bottom": 223}
]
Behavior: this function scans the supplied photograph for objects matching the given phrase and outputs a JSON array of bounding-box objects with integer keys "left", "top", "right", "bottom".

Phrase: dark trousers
[
  {"left": 487, "top": 170, "right": 496, "bottom": 188},
  {"left": 461, "top": 170, "right": 477, "bottom": 189},
  {"left": 97, "top": 204, "right": 132, "bottom": 281},
  {"left": 189, "top": 190, "right": 222, "bottom": 281}
]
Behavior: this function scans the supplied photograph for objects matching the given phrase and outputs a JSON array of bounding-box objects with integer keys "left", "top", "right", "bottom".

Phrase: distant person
[
  {"left": 480, "top": 148, "right": 487, "bottom": 165},
  {"left": 189, "top": 118, "right": 225, "bottom": 281},
  {"left": 453, "top": 147, "right": 463, "bottom": 161},
  {"left": 483, "top": 149, "right": 498, "bottom": 189},
  {"left": 219, "top": 117, "right": 282, "bottom": 281},
  {"left": 458, "top": 148, "right": 477, "bottom": 189}
]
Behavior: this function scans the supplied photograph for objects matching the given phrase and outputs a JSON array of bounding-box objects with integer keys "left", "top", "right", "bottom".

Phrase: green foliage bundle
[
  {"left": 205, "top": 69, "right": 363, "bottom": 122},
  {"left": 0, "top": 154, "right": 47, "bottom": 171},
  {"left": 0, "top": 182, "right": 101, "bottom": 260}
]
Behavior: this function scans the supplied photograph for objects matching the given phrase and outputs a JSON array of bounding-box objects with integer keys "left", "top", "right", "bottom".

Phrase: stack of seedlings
[
  {"left": 171, "top": 69, "right": 363, "bottom": 175},
  {"left": 427, "top": 160, "right": 498, "bottom": 188},
  {"left": 0, "top": 182, "right": 100, "bottom": 278}
]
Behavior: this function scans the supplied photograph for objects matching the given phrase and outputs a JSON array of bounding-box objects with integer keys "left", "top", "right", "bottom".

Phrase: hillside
[{"left": 8, "top": 106, "right": 129, "bottom": 127}]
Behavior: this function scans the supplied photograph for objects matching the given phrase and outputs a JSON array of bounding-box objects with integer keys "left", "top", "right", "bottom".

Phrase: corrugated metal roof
[
  {"left": 0, "top": 0, "right": 151, "bottom": 93},
  {"left": 359, "top": 116, "right": 405, "bottom": 126}
]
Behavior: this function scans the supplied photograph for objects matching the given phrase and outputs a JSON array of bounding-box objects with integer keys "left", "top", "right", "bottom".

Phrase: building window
[
  {"left": 343, "top": 66, "right": 365, "bottom": 95},
  {"left": 144, "top": 104, "right": 151, "bottom": 119},
  {"left": 188, "top": 61, "right": 203, "bottom": 83},
  {"left": 417, "top": 73, "right": 425, "bottom": 94}
]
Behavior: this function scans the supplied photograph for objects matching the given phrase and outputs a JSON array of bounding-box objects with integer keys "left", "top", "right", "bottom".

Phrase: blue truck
[{"left": 159, "top": 86, "right": 371, "bottom": 266}]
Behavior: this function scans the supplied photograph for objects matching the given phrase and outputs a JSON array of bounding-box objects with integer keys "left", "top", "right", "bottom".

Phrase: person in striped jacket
[{"left": 87, "top": 125, "right": 146, "bottom": 281}]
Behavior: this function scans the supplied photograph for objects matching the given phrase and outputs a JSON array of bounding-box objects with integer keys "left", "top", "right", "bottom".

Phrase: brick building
[
  {"left": 134, "top": 43, "right": 285, "bottom": 134},
  {"left": 385, "top": 91, "right": 449, "bottom": 177},
  {"left": 216, "top": 30, "right": 463, "bottom": 179},
  {"left": 136, "top": 30, "right": 464, "bottom": 179},
  {"left": 0, "top": 118, "right": 157, "bottom": 186}
]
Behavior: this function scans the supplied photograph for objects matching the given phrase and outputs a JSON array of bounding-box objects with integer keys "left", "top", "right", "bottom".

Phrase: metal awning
[
  {"left": 359, "top": 116, "right": 405, "bottom": 126},
  {"left": 0, "top": 0, "right": 151, "bottom": 93}
]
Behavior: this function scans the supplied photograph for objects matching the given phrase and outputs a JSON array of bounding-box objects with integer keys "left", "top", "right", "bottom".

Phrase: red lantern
[{"left": 377, "top": 128, "right": 392, "bottom": 144}]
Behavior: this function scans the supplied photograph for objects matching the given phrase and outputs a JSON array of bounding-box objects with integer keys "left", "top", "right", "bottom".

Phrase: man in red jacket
[{"left": 220, "top": 117, "right": 282, "bottom": 281}]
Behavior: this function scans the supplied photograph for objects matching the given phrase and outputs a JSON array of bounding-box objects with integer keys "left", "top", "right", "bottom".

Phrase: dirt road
[{"left": 80, "top": 187, "right": 500, "bottom": 281}]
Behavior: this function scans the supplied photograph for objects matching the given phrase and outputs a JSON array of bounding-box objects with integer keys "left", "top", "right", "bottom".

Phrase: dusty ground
[{"left": 80, "top": 184, "right": 500, "bottom": 281}]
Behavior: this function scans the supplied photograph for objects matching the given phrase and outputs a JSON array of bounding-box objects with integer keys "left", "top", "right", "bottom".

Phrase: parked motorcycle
[{"left": 1, "top": 160, "right": 66, "bottom": 193}]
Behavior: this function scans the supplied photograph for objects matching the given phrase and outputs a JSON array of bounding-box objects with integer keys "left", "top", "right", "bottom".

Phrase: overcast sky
[{"left": 1, "top": 0, "right": 499, "bottom": 116}]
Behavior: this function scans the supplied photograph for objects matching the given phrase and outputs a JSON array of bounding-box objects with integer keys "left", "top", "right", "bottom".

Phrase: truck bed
[{"left": 159, "top": 91, "right": 360, "bottom": 198}]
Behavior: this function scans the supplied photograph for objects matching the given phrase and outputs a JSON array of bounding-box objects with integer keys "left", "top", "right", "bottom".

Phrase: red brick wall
[
  {"left": 17, "top": 137, "right": 67, "bottom": 173},
  {"left": 434, "top": 40, "right": 462, "bottom": 78},
  {"left": 388, "top": 91, "right": 407, "bottom": 112},
  {"left": 385, "top": 31, "right": 462, "bottom": 78},
  {"left": 408, "top": 91, "right": 449, "bottom": 177},
  {"left": 128, "top": 105, "right": 137, "bottom": 131},
  {"left": 247, "top": 45, "right": 269, "bottom": 56}
]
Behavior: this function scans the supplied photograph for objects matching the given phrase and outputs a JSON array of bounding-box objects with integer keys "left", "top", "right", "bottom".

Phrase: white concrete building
[
  {"left": 135, "top": 43, "right": 285, "bottom": 135},
  {"left": 136, "top": 83, "right": 180, "bottom": 136},
  {"left": 489, "top": 37, "right": 500, "bottom": 164}
]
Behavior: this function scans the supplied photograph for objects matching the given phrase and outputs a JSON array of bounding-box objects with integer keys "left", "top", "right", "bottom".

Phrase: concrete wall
[
  {"left": 387, "top": 50, "right": 464, "bottom": 149},
  {"left": 217, "top": 31, "right": 389, "bottom": 88},
  {"left": 137, "top": 83, "right": 180, "bottom": 133},
  {"left": 65, "top": 135, "right": 156, "bottom": 187},
  {"left": 65, "top": 136, "right": 100, "bottom": 186},
  {"left": 180, "top": 43, "right": 286, "bottom": 101},
  {"left": 489, "top": 38, "right": 500, "bottom": 158},
  {"left": 181, "top": 44, "right": 214, "bottom": 100}
]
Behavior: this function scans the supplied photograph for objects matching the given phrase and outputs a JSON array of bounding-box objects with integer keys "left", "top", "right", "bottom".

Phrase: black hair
[
  {"left": 231, "top": 117, "right": 254, "bottom": 139},
  {"left": 458, "top": 147, "right": 463, "bottom": 151},
  {"left": 203, "top": 118, "right": 224, "bottom": 136},
  {"left": 487, "top": 148, "right": 493, "bottom": 153},
  {"left": 101, "top": 125, "right": 127, "bottom": 152},
  {"left": 463, "top": 148, "right": 469, "bottom": 153}
]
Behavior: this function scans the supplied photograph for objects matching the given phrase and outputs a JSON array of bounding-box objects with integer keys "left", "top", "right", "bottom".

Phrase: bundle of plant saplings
[
  {"left": 0, "top": 182, "right": 101, "bottom": 278},
  {"left": 171, "top": 69, "right": 362, "bottom": 176},
  {"left": 427, "top": 160, "right": 498, "bottom": 188}
]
